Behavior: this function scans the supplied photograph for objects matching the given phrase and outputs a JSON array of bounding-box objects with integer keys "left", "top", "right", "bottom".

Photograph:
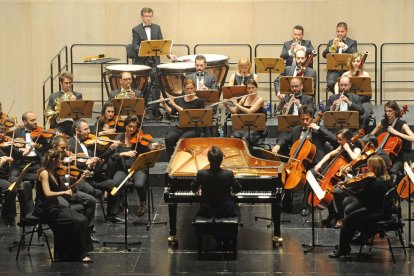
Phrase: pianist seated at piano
[
  {"left": 224, "top": 79, "right": 266, "bottom": 144},
  {"left": 162, "top": 78, "right": 205, "bottom": 160}
]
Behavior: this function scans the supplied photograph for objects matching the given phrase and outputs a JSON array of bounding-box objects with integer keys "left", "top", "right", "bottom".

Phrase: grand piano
[{"left": 164, "top": 137, "right": 284, "bottom": 246}]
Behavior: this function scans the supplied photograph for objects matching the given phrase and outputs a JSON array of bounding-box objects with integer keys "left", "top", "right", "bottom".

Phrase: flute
[
  {"left": 209, "top": 92, "right": 258, "bottom": 107},
  {"left": 147, "top": 93, "right": 196, "bottom": 105}
]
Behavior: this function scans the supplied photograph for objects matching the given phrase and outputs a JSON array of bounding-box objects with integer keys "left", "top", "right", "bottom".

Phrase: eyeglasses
[
  {"left": 290, "top": 85, "right": 301, "bottom": 88},
  {"left": 126, "top": 124, "right": 137, "bottom": 129}
]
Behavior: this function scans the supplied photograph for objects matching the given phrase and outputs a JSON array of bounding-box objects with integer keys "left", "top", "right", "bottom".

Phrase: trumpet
[
  {"left": 147, "top": 93, "right": 196, "bottom": 105},
  {"left": 293, "top": 38, "right": 301, "bottom": 53},
  {"left": 329, "top": 36, "right": 342, "bottom": 53}
]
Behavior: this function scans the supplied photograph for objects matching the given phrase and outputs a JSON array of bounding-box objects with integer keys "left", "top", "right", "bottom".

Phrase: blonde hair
[
  {"left": 237, "top": 57, "right": 252, "bottom": 74},
  {"left": 367, "top": 155, "right": 390, "bottom": 181},
  {"left": 347, "top": 52, "right": 365, "bottom": 72}
]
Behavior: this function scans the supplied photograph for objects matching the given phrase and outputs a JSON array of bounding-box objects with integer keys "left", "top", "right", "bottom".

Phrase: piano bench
[{"left": 193, "top": 216, "right": 239, "bottom": 260}]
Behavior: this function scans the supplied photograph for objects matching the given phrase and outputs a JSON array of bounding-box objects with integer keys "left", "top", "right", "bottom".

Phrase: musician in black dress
[
  {"left": 225, "top": 79, "right": 265, "bottom": 143},
  {"left": 329, "top": 155, "right": 392, "bottom": 258},
  {"left": 227, "top": 57, "right": 257, "bottom": 86},
  {"left": 34, "top": 149, "right": 93, "bottom": 263},
  {"left": 162, "top": 78, "right": 204, "bottom": 159},
  {"left": 371, "top": 101, "right": 414, "bottom": 177}
]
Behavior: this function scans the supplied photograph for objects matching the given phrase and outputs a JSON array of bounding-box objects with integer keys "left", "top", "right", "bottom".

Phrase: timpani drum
[
  {"left": 104, "top": 64, "right": 151, "bottom": 97},
  {"left": 177, "top": 54, "right": 229, "bottom": 89},
  {"left": 157, "top": 62, "right": 195, "bottom": 96}
]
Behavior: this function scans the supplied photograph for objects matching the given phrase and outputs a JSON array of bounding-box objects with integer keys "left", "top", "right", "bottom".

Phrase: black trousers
[
  {"left": 0, "top": 179, "right": 17, "bottom": 220},
  {"left": 113, "top": 170, "right": 147, "bottom": 203}
]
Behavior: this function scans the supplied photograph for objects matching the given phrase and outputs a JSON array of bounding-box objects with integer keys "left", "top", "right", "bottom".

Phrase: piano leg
[
  {"left": 167, "top": 203, "right": 178, "bottom": 246},
  {"left": 271, "top": 197, "right": 283, "bottom": 246}
]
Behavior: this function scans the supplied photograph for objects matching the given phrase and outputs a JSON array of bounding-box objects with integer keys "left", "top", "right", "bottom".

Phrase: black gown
[{"left": 34, "top": 171, "right": 91, "bottom": 261}]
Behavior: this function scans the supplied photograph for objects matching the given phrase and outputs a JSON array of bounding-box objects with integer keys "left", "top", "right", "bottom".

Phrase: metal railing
[{"left": 380, "top": 43, "right": 414, "bottom": 104}]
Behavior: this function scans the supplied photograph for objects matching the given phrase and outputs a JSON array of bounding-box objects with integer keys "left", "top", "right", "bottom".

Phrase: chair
[
  {"left": 13, "top": 182, "right": 53, "bottom": 261},
  {"left": 357, "top": 187, "right": 406, "bottom": 264},
  {"left": 193, "top": 216, "right": 239, "bottom": 260}
]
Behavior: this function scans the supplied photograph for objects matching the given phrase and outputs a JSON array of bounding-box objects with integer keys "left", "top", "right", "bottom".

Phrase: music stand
[
  {"left": 178, "top": 109, "right": 212, "bottom": 136},
  {"left": 349, "top": 77, "right": 372, "bottom": 97},
  {"left": 277, "top": 115, "right": 301, "bottom": 132},
  {"left": 112, "top": 98, "right": 145, "bottom": 117},
  {"left": 138, "top": 39, "right": 173, "bottom": 58},
  {"left": 324, "top": 111, "right": 359, "bottom": 129},
  {"left": 326, "top": 53, "right": 352, "bottom": 71},
  {"left": 59, "top": 100, "right": 94, "bottom": 120},
  {"left": 279, "top": 76, "right": 314, "bottom": 96},
  {"left": 222, "top": 85, "right": 247, "bottom": 99},
  {"left": 7, "top": 163, "right": 31, "bottom": 192},
  {"left": 231, "top": 113, "right": 266, "bottom": 143},
  {"left": 131, "top": 149, "right": 166, "bottom": 230},
  {"left": 195, "top": 89, "right": 219, "bottom": 105},
  {"left": 255, "top": 58, "right": 285, "bottom": 116}
]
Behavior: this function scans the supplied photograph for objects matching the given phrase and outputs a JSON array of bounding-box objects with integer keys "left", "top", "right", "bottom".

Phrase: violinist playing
[
  {"left": 371, "top": 100, "right": 414, "bottom": 178},
  {"left": 109, "top": 115, "right": 162, "bottom": 218},
  {"left": 34, "top": 149, "right": 93, "bottom": 263},
  {"left": 272, "top": 105, "right": 337, "bottom": 215},
  {"left": 314, "top": 129, "right": 361, "bottom": 228},
  {"left": 68, "top": 119, "right": 123, "bottom": 223},
  {"left": 0, "top": 124, "right": 17, "bottom": 226},
  {"left": 10, "top": 112, "right": 50, "bottom": 184},
  {"left": 162, "top": 78, "right": 204, "bottom": 160},
  {"left": 92, "top": 102, "right": 121, "bottom": 136},
  {"left": 329, "top": 155, "right": 392, "bottom": 258},
  {"left": 51, "top": 136, "right": 99, "bottom": 242}
]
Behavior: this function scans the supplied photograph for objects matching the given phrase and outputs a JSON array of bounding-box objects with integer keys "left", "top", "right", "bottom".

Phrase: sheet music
[
  {"left": 306, "top": 170, "right": 325, "bottom": 200},
  {"left": 404, "top": 162, "right": 414, "bottom": 183}
]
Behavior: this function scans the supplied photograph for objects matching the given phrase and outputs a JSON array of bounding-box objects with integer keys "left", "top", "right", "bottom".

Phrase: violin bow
[
  {"left": 9, "top": 118, "right": 17, "bottom": 158},
  {"left": 74, "top": 129, "right": 79, "bottom": 168},
  {"left": 114, "top": 98, "right": 125, "bottom": 128},
  {"left": 134, "top": 108, "right": 146, "bottom": 152},
  {"left": 93, "top": 120, "right": 99, "bottom": 158}
]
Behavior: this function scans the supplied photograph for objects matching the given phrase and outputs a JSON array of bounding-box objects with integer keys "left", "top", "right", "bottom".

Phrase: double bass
[
  {"left": 308, "top": 129, "right": 365, "bottom": 208},
  {"left": 281, "top": 112, "right": 323, "bottom": 190},
  {"left": 376, "top": 105, "right": 408, "bottom": 160}
]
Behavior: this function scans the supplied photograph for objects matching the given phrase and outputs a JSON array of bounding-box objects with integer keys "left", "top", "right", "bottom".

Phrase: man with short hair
[
  {"left": 108, "top": 71, "right": 142, "bottom": 100},
  {"left": 280, "top": 25, "right": 315, "bottom": 68},
  {"left": 274, "top": 49, "right": 317, "bottom": 100},
  {"left": 322, "top": 22, "right": 358, "bottom": 94},
  {"left": 276, "top": 77, "right": 315, "bottom": 115},
  {"left": 186, "top": 55, "right": 217, "bottom": 90}
]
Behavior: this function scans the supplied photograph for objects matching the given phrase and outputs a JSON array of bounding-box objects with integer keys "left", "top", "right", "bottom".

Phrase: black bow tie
[
  {"left": 143, "top": 25, "right": 151, "bottom": 29},
  {"left": 196, "top": 72, "right": 205, "bottom": 77}
]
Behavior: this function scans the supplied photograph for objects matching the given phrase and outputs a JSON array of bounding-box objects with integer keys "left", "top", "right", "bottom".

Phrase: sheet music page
[{"left": 306, "top": 170, "right": 325, "bottom": 200}]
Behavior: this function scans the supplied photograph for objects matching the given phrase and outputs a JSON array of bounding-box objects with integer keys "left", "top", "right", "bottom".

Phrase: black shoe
[
  {"left": 301, "top": 208, "right": 310, "bottom": 217},
  {"left": 328, "top": 247, "right": 351, "bottom": 258},
  {"left": 350, "top": 233, "right": 368, "bottom": 245},
  {"left": 107, "top": 216, "right": 125, "bottom": 224},
  {"left": 90, "top": 235, "right": 100, "bottom": 243},
  {"left": 5, "top": 217, "right": 15, "bottom": 226}
]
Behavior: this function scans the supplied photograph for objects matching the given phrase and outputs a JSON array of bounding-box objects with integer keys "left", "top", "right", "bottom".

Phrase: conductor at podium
[{"left": 191, "top": 146, "right": 242, "bottom": 219}]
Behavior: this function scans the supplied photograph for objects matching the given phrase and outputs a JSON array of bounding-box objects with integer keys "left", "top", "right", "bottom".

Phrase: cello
[
  {"left": 308, "top": 129, "right": 365, "bottom": 208},
  {"left": 376, "top": 105, "right": 408, "bottom": 160},
  {"left": 281, "top": 112, "right": 323, "bottom": 190}
]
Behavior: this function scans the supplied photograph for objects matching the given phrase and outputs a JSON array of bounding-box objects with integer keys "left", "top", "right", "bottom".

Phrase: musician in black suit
[
  {"left": 272, "top": 105, "right": 337, "bottom": 215},
  {"left": 108, "top": 71, "right": 142, "bottom": 100},
  {"left": 9, "top": 112, "right": 49, "bottom": 184},
  {"left": 276, "top": 77, "right": 315, "bottom": 115},
  {"left": 274, "top": 49, "right": 317, "bottom": 100},
  {"left": 186, "top": 55, "right": 218, "bottom": 90},
  {"left": 280, "top": 25, "right": 315, "bottom": 68},
  {"left": 47, "top": 71, "right": 82, "bottom": 136},
  {"left": 131, "top": 7, "right": 176, "bottom": 120},
  {"left": 191, "top": 146, "right": 242, "bottom": 219},
  {"left": 326, "top": 76, "right": 369, "bottom": 130},
  {"left": 322, "top": 22, "right": 358, "bottom": 93}
]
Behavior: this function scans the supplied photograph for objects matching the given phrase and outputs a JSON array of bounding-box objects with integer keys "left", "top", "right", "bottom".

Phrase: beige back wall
[{"left": 0, "top": 0, "right": 413, "bottom": 122}]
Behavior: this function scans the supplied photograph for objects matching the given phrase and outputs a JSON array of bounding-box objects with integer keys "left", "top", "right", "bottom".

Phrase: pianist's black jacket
[{"left": 191, "top": 168, "right": 242, "bottom": 219}]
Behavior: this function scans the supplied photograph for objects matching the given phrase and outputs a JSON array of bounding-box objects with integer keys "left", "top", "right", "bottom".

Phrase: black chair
[
  {"left": 193, "top": 216, "right": 239, "bottom": 260},
  {"left": 13, "top": 182, "right": 53, "bottom": 261},
  {"left": 358, "top": 187, "right": 406, "bottom": 264}
]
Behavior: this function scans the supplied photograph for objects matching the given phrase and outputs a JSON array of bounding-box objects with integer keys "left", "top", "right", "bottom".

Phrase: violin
[
  {"left": 281, "top": 112, "right": 323, "bottom": 190},
  {"left": 55, "top": 164, "right": 87, "bottom": 177},
  {"left": 109, "top": 115, "right": 126, "bottom": 128},
  {"left": 377, "top": 105, "right": 408, "bottom": 160},
  {"left": 129, "top": 130, "right": 154, "bottom": 146},
  {"left": 338, "top": 172, "right": 376, "bottom": 187},
  {"left": 308, "top": 129, "right": 365, "bottom": 208},
  {"left": 0, "top": 136, "right": 13, "bottom": 147},
  {"left": 0, "top": 113, "right": 16, "bottom": 128},
  {"left": 83, "top": 134, "right": 117, "bottom": 147},
  {"left": 30, "top": 126, "right": 66, "bottom": 139},
  {"left": 397, "top": 175, "right": 414, "bottom": 199},
  {"left": 0, "top": 137, "right": 32, "bottom": 148}
]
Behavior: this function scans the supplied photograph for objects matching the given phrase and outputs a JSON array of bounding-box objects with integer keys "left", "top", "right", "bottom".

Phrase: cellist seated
[
  {"left": 272, "top": 105, "right": 337, "bottom": 216},
  {"left": 314, "top": 129, "right": 361, "bottom": 229}
]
